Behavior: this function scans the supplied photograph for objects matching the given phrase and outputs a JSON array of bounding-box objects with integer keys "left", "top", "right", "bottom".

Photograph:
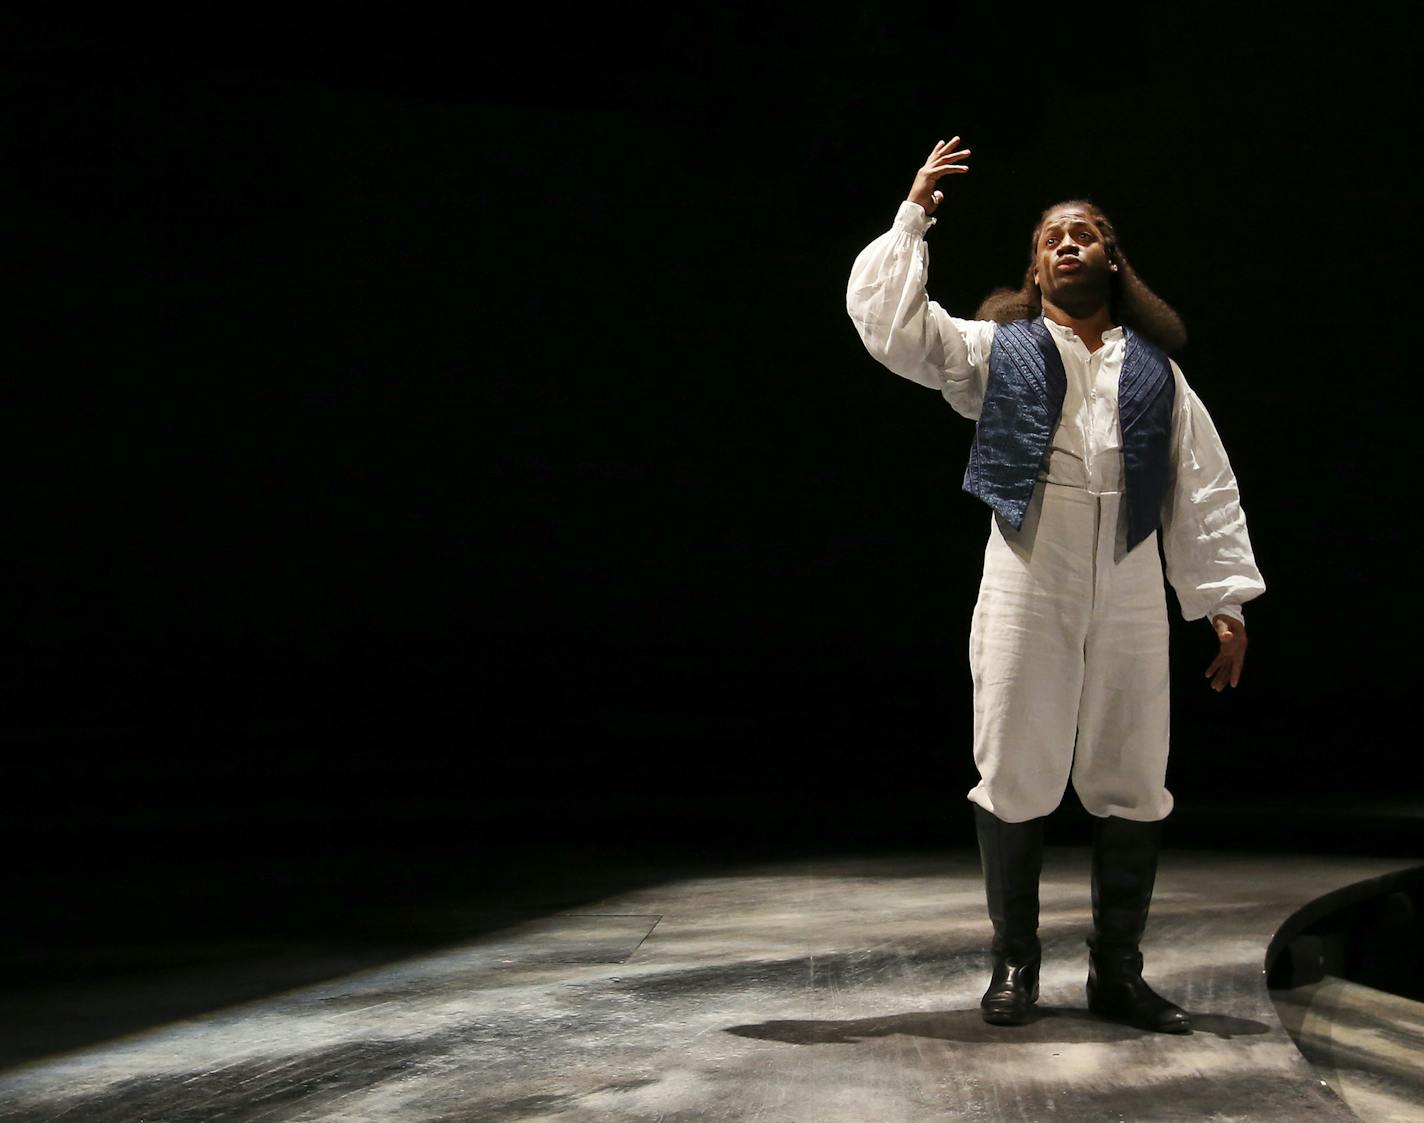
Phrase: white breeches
[{"left": 966, "top": 479, "right": 1174, "bottom": 824}]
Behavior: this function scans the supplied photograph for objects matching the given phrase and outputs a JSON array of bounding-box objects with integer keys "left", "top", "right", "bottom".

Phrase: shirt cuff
[
  {"left": 894, "top": 199, "right": 936, "bottom": 235},
  {"left": 1209, "top": 603, "right": 1245, "bottom": 627}
]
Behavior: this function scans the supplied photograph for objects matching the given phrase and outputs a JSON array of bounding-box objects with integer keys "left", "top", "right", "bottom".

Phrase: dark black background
[{"left": 6, "top": 7, "right": 1419, "bottom": 936}]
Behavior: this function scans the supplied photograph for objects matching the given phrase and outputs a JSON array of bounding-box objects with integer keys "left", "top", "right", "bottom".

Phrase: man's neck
[{"left": 1042, "top": 299, "right": 1115, "bottom": 353}]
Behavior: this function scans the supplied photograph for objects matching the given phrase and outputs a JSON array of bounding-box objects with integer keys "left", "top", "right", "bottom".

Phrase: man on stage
[{"left": 845, "top": 136, "right": 1266, "bottom": 1033}]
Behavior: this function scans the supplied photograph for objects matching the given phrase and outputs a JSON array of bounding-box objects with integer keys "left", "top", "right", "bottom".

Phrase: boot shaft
[
  {"left": 974, "top": 804, "right": 1047, "bottom": 956},
  {"left": 1089, "top": 814, "right": 1166, "bottom": 952}
]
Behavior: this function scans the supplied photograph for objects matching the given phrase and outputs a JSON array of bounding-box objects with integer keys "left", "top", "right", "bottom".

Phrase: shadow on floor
[{"left": 727, "top": 1006, "right": 1271, "bottom": 1045}]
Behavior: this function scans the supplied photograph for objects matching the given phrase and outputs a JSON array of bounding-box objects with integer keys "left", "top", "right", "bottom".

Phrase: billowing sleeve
[
  {"left": 1159, "top": 359, "right": 1266, "bottom": 625},
  {"left": 845, "top": 200, "right": 997, "bottom": 421}
]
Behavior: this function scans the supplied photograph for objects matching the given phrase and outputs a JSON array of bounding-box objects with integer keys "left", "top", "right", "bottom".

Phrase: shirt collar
[{"left": 1040, "top": 314, "right": 1125, "bottom": 344}]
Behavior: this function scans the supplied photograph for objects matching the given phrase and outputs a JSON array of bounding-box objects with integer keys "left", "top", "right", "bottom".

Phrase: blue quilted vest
[{"left": 961, "top": 316, "right": 1175, "bottom": 552}]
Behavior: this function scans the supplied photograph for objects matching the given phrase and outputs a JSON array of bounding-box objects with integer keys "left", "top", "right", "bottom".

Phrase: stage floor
[{"left": 1, "top": 847, "right": 1418, "bottom": 1121}]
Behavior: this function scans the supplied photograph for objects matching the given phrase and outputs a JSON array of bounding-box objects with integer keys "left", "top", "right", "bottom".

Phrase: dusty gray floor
[
  {"left": 1, "top": 848, "right": 1417, "bottom": 1122},
  {"left": 1274, "top": 975, "right": 1424, "bottom": 1122}
]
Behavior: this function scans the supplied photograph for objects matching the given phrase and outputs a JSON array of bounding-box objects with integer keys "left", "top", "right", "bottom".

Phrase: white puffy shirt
[{"left": 846, "top": 200, "right": 1265, "bottom": 626}]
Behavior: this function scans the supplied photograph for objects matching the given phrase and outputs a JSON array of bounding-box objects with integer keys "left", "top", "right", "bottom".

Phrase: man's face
[{"left": 1033, "top": 207, "right": 1113, "bottom": 310}]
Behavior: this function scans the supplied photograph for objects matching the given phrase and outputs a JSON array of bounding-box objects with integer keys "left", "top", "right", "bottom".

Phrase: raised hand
[
  {"left": 1205, "top": 615, "right": 1248, "bottom": 691},
  {"left": 907, "top": 136, "right": 971, "bottom": 216}
]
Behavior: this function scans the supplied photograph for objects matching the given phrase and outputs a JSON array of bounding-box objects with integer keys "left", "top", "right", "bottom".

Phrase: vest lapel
[
  {"left": 1118, "top": 327, "right": 1172, "bottom": 432},
  {"left": 1116, "top": 326, "right": 1176, "bottom": 551},
  {"left": 997, "top": 317, "right": 1065, "bottom": 407},
  {"left": 962, "top": 318, "right": 1067, "bottom": 530}
]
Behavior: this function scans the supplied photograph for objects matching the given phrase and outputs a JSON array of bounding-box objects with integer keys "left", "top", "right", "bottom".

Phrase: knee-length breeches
[{"left": 966, "top": 479, "right": 1173, "bottom": 824}]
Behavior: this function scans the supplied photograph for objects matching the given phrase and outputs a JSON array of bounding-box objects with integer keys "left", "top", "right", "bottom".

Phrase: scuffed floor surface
[
  {"left": 1, "top": 849, "right": 1417, "bottom": 1122},
  {"left": 1274, "top": 975, "right": 1424, "bottom": 1122}
]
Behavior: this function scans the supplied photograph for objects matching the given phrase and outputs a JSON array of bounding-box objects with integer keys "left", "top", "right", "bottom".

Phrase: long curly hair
[{"left": 974, "top": 199, "right": 1187, "bottom": 353}]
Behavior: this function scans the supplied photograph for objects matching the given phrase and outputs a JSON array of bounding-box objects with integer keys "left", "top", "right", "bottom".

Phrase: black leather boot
[
  {"left": 974, "top": 803, "right": 1046, "bottom": 1025},
  {"left": 1086, "top": 814, "right": 1192, "bottom": 1034}
]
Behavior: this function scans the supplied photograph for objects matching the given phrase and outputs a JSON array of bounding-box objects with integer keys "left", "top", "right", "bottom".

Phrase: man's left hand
[{"left": 1205, "top": 615, "right": 1248, "bottom": 691}]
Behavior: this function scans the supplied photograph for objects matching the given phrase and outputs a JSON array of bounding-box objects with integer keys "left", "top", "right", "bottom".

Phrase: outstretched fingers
[
  {"left": 923, "top": 138, "right": 971, "bottom": 178},
  {"left": 913, "top": 136, "right": 971, "bottom": 213}
]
